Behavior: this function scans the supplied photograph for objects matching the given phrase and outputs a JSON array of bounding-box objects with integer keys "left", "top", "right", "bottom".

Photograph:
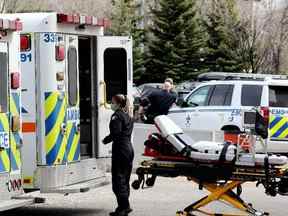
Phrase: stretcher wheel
[
  {"left": 176, "top": 211, "right": 194, "bottom": 216},
  {"left": 132, "top": 180, "right": 141, "bottom": 190},
  {"left": 146, "top": 177, "right": 156, "bottom": 187}
]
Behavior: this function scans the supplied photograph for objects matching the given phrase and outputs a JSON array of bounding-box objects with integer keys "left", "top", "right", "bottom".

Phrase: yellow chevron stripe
[
  {"left": 10, "top": 134, "right": 21, "bottom": 168},
  {"left": 55, "top": 134, "right": 67, "bottom": 164},
  {"left": 0, "top": 114, "right": 9, "bottom": 131},
  {"left": 0, "top": 114, "right": 10, "bottom": 172},
  {"left": 68, "top": 132, "right": 80, "bottom": 162},
  {"left": 65, "top": 123, "right": 73, "bottom": 162},
  {"left": 45, "top": 92, "right": 58, "bottom": 119},
  {"left": 46, "top": 98, "right": 66, "bottom": 154},
  {"left": 270, "top": 117, "right": 287, "bottom": 137},
  {"left": 10, "top": 96, "right": 19, "bottom": 116},
  {"left": 1, "top": 150, "right": 10, "bottom": 171},
  {"left": 269, "top": 115, "right": 276, "bottom": 124},
  {"left": 278, "top": 128, "right": 288, "bottom": 139}
]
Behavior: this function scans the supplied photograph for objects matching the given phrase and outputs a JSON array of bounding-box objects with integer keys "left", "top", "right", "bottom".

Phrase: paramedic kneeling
[{"left": 103, "top": 94, "right": 134, "bottom": 216}]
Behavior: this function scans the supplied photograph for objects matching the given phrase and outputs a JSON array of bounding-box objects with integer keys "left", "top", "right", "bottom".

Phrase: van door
[
  {"left": 168, "top": 85, "right": 214, "bottom": 141},
  {"left": 96, "top": 36, "right": 133, "bottom": 158},
  {"left": 0, "top": 42, "right": 10, "bottom": 173}
]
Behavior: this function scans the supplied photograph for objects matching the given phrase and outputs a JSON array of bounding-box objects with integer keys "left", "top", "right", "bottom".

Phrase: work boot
[
  {"left": 279, "top": 179, "right": 288, "bottom": 196},
  {"left": 109, "top": 207, "right": 133, "bottom": 216}
]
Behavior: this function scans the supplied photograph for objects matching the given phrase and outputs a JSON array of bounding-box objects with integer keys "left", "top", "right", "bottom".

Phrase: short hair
[{"left": 165, "top": 78, "right": 173, "bottom": 85}]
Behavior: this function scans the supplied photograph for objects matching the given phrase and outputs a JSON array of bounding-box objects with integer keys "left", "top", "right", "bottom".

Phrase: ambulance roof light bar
[
  {"left": 0, "top": 19, "right": 22, "bottom": 31},
  {"left": 57, "top": 13, "right": 111, "bottom": 28}
]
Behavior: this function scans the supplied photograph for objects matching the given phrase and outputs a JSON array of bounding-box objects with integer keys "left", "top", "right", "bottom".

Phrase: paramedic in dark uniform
[
  {"left": 139, "top": 78, "right": 177, "bottom": 124},
  {"left": 103, "top": 94, "right": 134, "bottom": 216}
]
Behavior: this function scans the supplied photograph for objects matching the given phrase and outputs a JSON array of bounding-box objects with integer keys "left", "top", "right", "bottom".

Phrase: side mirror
[
  {"left": 255, "top": 111, "right": 269, "bottom": 139},
  {"left": 181, "top": 100, "right": 189, "bottom": 108},
  {"left": 176, "top": 98, "right": 184, "bottom": 106}
]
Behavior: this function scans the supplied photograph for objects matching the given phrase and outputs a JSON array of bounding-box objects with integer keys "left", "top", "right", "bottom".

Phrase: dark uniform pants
[{"left": 112, "top": 157, "right": 133, "bottom": 210}]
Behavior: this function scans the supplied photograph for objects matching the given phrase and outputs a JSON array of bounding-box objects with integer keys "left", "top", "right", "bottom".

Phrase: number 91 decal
[{"left": 20, "top": 53, "right": 32, "bottom": 62}]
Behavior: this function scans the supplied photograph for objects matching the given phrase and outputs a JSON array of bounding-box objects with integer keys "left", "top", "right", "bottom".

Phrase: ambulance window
[
  {"left": 269, "top": 86, "right": 288, "bottom": 107},
  {"left": 104, "top": 48, "right": 127, "bottom": 102},
  {"left": 0, "top": 52, "right": 8, "bottom": 113},
  {"left": 241, "top": 85, "right": 262, "bottom": 106},
  {"left": 67, "top": 47, "right": 78, "bottom": 106}
]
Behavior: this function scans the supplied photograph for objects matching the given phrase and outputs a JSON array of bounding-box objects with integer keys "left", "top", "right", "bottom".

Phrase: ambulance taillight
[
  {"left": 20, "top": 35, "right": 31, "bottom": 52},
  {"left": 11, "top": 72, "right": 20, "bottom": 89},
  {"left": 55, "top": 45, "right": 65, "bottom": 61}
]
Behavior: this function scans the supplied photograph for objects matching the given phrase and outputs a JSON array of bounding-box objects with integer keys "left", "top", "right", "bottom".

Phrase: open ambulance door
[
  {"left": 96, "top": 36, "right": 133, "bottom": 158},
  {"left": 0, "top": 43, "right": 10, "bottom": 174}
]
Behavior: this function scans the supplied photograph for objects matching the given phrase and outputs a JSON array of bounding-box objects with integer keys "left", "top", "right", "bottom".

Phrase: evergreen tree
[
  {"left": 203, "top": 0, "right": 245, "bottom": 72},
  {"left": 144, "top": 0, "right": 206, "bottom": 83},
  {"left": 109, "top": 0, "right": 145, "bottom": 82}
]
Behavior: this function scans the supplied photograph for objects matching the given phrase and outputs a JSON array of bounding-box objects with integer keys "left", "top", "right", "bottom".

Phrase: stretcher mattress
[{"left": 153, "top": 115, "right": 288, "bottom": 166}]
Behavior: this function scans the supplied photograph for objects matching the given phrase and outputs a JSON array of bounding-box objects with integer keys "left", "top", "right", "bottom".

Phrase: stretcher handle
[{"left": 99, "top": 80, "right": 111, "bottom": 109}]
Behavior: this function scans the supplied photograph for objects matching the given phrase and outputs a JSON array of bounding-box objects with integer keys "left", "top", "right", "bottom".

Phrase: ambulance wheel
[
  {"left": 132, "top": 180, "right": 141, "bottom": 190},
  {"left": 146, "top": 177, "right": 156, "bottom": 187}
]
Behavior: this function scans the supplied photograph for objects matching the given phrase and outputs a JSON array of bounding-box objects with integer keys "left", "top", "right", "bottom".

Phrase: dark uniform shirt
[
  {"left": 103, "top": 110, "right": 134, "bottom": 163},
  {"left": 142, "top": 89, "right": 177, "bottom": 117}
]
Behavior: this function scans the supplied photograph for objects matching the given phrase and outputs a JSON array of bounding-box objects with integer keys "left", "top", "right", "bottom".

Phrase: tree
[
  {"left": 109, "top": 0, "right": 145, "bottom": 83},
  {"left": 144, "top": 0, "right": 206, "bottom": 83},
  {"left": 203, "top": 0, "right": 245, "bottom": 72}
]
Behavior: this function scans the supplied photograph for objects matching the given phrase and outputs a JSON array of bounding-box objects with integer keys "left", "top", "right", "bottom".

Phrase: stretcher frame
[{"left": 133, "top": 159, "right": 288, "bottom": 216}]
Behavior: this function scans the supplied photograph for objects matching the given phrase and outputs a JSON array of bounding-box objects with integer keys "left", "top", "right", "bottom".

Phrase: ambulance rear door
[
  {"left": 0, "top": 42, "right": 10, "bottom": 173},
  {"left": 96, "top": 36, "right": 133, "bottom": 158}
]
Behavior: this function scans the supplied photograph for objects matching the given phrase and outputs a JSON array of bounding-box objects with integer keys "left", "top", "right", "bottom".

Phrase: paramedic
[
  {"left": 103, "top": 94, "right": 134, "bottom": 216},
  {"left": 139, "top": 78, "right": 177, "bottom": 124}
]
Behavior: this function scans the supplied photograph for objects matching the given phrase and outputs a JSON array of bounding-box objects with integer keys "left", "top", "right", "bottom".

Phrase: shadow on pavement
[{"left": 2, "top": 207, "right": 106, "bottom": 216}]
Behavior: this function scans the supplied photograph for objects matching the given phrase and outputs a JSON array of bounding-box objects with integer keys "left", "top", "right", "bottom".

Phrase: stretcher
[{"left": 132, "top": 115, "right": 288, "bottom": 216}]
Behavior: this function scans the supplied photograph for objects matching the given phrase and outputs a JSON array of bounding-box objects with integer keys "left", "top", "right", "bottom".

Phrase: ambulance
[
  {"left": 0, "top": 18, "right": 35, "bottom": 211},
  {"left": 3, "top": 13, "right": 133, "bottom": 193}
]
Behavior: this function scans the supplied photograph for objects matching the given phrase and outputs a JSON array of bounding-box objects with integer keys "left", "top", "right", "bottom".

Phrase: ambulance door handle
[
  {"left": 60, "top": 123, "right": 67, "bottom": 135},
  {"left": 99, "top": 81, "right": 111, "bottom": 109}
]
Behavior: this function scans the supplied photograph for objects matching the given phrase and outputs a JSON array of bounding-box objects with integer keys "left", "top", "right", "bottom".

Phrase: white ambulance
[
  {"left": 0, "top": 18, "right": 36, "bottom": 211},
  {"left": 3, "top": 13, "right": 133, "bottom": 193}
]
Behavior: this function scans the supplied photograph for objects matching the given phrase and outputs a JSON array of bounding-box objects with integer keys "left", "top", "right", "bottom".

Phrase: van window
[
  {"left": 269, "top": 86, "right": 288, "bottom": 107},
  {"left": 67, "top": 46, "right": 78, "bottom": 106},
  {"left": 241, "top": 85, "right": 262, "bottom": 106},
  {"left": 0, "top": 52, "right": 8, "bottom": 113},
  {"left": 186, "top": 85, "right": 212, "bottom": 107},
  {"left": 208, "top": 85, "right": 234, "bottom": 106}
]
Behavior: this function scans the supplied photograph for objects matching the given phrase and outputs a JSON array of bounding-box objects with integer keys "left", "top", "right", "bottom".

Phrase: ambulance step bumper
[
  {"left": 0, "top": 197, "right": 35, "bottom": 212},
  {"left": 41, "top": 176, "right": 110, "bottom": 194}
]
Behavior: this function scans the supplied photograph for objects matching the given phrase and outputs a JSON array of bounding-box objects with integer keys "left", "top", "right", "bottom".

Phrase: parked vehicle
[
  {"left": 0, "top": 17, "right": 36, "bottom": 211},
  {"left": 168, "top": 74, "right": 288, "bottom": 154},
  {"left": 2, "top": 12, "right": 133, "bottom": 196}
]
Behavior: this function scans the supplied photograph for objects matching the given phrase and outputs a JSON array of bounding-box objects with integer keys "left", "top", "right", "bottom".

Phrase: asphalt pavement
[
  {"left": 2, "top": 123, "right": 288, "bottom": 216},
  {"left": 2, "top": 176, "right": 288, "bottom": 216}
]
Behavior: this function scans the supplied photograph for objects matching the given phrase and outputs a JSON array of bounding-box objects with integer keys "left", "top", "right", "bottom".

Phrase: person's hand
[{"left": 102, "top": 136, "right": 110, "bottom": 145}]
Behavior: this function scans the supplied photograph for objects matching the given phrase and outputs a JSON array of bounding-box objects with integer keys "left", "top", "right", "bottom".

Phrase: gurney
[{"left": 132, "top": 114, "right": 288, "bottom": 216}]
